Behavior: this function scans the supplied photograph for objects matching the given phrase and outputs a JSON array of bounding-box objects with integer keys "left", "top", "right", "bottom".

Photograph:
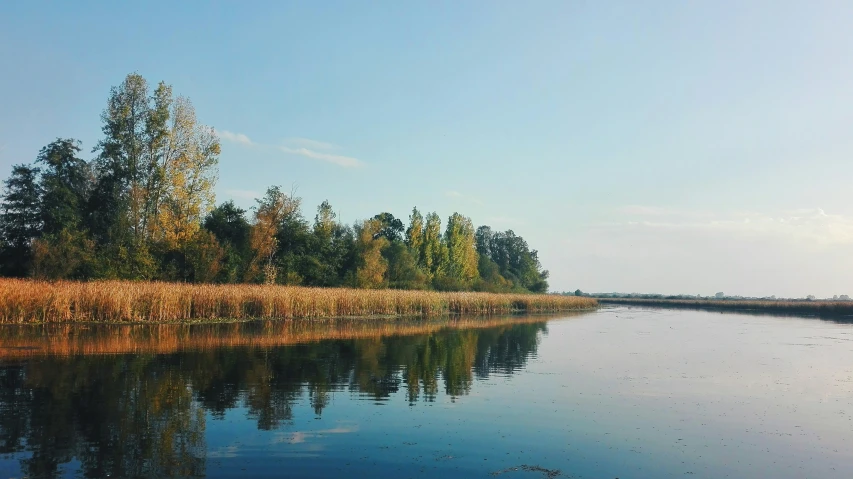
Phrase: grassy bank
[
  {"left": 599, "top": 297, "right": 853, "bottom": 317},
  {"left": 0, "top": 279, "right": 597, "bottom": 324}
]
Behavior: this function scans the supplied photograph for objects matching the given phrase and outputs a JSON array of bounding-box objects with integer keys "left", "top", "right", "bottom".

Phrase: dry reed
[{"left": 0, "top": 279, "right": 597, "bottom": 324}]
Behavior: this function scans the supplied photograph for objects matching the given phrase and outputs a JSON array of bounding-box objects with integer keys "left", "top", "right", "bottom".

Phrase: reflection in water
[{"left": 0, "top": 317, "right": 551, "bottom": 478}]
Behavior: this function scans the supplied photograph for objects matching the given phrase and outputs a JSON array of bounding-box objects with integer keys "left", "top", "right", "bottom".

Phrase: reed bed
[
  {"left": 0, "top": 314, "right": 578, "bottom": 360},
  {"left": 599, "top": 298, "right": 853, "bottom": 317},
  {"left": 0, "top": 279, "right": 597, "bottom": 324}
]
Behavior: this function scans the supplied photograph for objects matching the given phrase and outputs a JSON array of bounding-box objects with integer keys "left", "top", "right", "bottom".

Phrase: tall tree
[
  {"left": 421, "top": 212, "right": 447, "bottom": 279},
  {"left": 91, "top": 73, "right": 161, "bottom": 278},
  {"left": 93, "top": 73, "right": 151, "bottom": 243},
  {"left": 153, "top": 96, "right": 220, "bottom": 248},
  {"left": 405, "top": 207, "right": 424, "bottom": 265},
  {"left": 0, "top": 165, "right": 42, "bottom": 276},
  {"left": 444, "top": 213, "right": 478, "bottom": 282}
]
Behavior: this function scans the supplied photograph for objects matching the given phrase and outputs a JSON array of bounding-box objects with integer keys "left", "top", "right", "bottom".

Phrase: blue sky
[{"left": 2, "top": 1, "right": 852, "bottom": 297}]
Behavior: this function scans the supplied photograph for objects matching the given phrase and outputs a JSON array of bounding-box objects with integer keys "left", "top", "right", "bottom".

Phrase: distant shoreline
[{"left": 598, "top": 297, "right": 853, "bottom": 319}]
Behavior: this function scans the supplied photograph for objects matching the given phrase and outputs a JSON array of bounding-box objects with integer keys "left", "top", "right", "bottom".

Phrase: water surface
[{"left": 1, "top": 307, "right": 852, "bottom": 478}]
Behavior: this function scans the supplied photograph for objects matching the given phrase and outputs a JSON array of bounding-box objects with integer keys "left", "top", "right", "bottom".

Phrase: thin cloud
[
  {"left": 225, "top": 189, "right": 261, "bottom": 200},
  {"left": 444, "top": 190, "right": 483, "bottom": 205},
  {"left": 283, "top": 138, "right": 338, "bottom": 150},
  {"left": 280, "top": 146, "right": 364, "bottom": 168},
  {"left": 216, "top": 130, "right": 363, "bottom": 168},
  {"left": 216, "top": 129, "right": 254, "bottom": 146}
]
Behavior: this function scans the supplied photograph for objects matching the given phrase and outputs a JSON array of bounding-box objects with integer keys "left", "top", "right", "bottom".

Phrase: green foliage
[
  {"left": 371, "top": 212, "right": 404, "bottom": 242},
  {"left": 355, "top": 218, "right": 388, "bottom": 288},
  {"left": 204, "top": 201, "right": 251, "bottom": 283},
  {"left": 383, "top": 241, "right": 429, "bottom": 290},
  {"left": 474, "top": 227, "right": 549, "bottom": 293},
  {"left": 0, "top": 164, "right": 42, "bottom": 276},
  {"left": 0, "top": 72, "right": 556, "bottom": 294},
  {"left": 36, "top": 139, "right": 91, "bottom": 236},
  {"left": 31, "top": 228, "right": 96, "bottom": 279},
  {"left": 421, "top": 212, "right": 448, "bottom": 280},
  {"left": 444, "top": 213, "right": 478, "bottom": 283}
]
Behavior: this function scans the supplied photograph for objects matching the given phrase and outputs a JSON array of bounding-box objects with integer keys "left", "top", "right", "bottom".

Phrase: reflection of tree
[
  {"left": 0, "top": 320, "right": 546, "bottom": 477},
  {"left": 1, "top": 355, "right": 206, "bottom": 478}
]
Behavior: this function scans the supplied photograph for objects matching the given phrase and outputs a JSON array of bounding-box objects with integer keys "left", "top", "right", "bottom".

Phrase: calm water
[{"left": 2, "top": 306, "right": 853, "bottom": 478}]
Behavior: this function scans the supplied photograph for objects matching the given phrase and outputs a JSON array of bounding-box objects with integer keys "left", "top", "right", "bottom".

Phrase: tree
[
  {"left": 245, "top": 186, "right": 299, "bottom": 283},
  {"left": 371, "top": 212, "right": 404, "bottom": 242},
  {"left": 444, "top": 213, "right": 478, "bottom": 282},
  {"left": 31, "top": 228, "right": 96, "bottom": 279},
  {"left": 314, "top": 201, "right": 336, "bottom": 238},
  {"left": 36, "top": 139, "right": 91, "bottom": 236},
  {"left": 153, "top": 96, "right": 220, "bottom": 248},
  {"left": 383, "top": 241, "right": 428, "bottom": 289},
  {"left": 275, "top": 201, "right": 312, "bottom": 285},
  {"left": 474, "top": 225, "right": 493, "bottom": 258},
  {"left": 93, "top": 73, "right": 153, "bottom": 244},
  {"left": 355, "top": 218, "right": 388, "bottom": 288},
  {"left": 91, "top": 73, "right": 163, "bottom": 278},
  {"left": 184, "top": 229, "right": 224, "bottom": 283},
  {"left": 474, "top": 255, "right": 511, "bottom": 292},
  {"left": 475, "top": 227, "right": 549, "bottom": 293},
  {"left": 308, "top": 201, "right": 355, "bottom": 287},
  {"left": 0, "top": 164, "right": 42, "bottom": 276},
  {"left": 421, "top": 212, "right": 447, "bottom": 280},
  {"left": 204, "top": 201, "right": 251, "bottom": 282},
  {"left": 405, "top": 207, "right": 425, "bottom": 265}
]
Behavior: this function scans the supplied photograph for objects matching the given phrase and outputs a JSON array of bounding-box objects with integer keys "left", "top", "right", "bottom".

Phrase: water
[{"left": 1, "top": 306, "right": 852, "bottom": 478}]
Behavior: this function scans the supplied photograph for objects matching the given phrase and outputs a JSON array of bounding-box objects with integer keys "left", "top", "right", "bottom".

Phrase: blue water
[{"left": 2, "top": 306, "right": 852, "bottom": 478}]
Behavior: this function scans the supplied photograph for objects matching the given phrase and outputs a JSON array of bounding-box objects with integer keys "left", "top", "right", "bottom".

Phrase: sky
[{"left": 1, "top": 0, "right": 852, "bottom": 298}]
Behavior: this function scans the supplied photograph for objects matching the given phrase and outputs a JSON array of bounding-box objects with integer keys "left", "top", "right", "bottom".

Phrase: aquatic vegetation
[{"left": 0, "top": 278, "right": 597, "bottom": 323}]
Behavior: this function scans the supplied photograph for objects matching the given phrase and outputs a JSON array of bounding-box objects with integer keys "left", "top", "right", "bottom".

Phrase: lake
[{"left": 1, "top": 306, "right": 852, "bottom": 478}]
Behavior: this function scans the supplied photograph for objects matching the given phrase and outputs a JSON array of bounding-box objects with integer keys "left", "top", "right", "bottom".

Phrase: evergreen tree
[{"left": 0, "top": 165, "right": 42, "bottom": 276}]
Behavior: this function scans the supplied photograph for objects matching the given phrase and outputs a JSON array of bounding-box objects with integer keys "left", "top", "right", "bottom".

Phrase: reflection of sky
[{"left": 202, "top": 308, "right": 853, "bottom": 479}]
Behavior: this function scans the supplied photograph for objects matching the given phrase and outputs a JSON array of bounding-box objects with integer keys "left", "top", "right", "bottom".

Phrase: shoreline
[{"left": 598, "top": 297, "right": 853, "bottom": 320}]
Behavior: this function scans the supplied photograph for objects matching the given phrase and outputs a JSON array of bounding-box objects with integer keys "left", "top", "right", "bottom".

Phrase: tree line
[{"left": 0, "top": 73, "right": 549, "bottom": 293}]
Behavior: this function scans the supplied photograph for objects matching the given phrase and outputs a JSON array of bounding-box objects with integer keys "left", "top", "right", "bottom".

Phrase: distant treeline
[
  {"left": 598, "top": 297, "right": 853, "bottom": 319},
  {"left": 0, "top": 73, "right": 549, "bottom": 293}
]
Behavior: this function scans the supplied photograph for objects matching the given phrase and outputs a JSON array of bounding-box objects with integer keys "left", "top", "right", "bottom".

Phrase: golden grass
[
  {"left": 0, "top": 279, "right": 597, "bottom": 324},
  {"left": 600, "top": 298, "right": 853, "bottom": 316},
  {"left": 0, "top": 313, "right": 579, "bottom": 360}
]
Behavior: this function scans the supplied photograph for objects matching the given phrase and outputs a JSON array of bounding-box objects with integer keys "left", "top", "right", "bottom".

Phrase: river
[{"left": 1, "top": 306, "right": 851, "bottom": 478}]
